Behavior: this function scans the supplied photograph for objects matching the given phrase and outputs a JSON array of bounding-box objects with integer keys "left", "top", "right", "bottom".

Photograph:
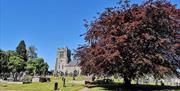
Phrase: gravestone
[
  {"left": 62, "top": 76, "right": 66, "bottom": 87},
  {"left": 54, "top": 81, "right": 58, "bottom": 90},
  {"left": 7, "top": 72, "right": 14, "bottom": 81},
  {"left": 32, "top": 77, "right": 50, "bottom": 82},
  {"left": 136, "top": 79, "right": 139, "bottom": 85},
  {"left": 32, "top": 77, "right": 40, "bottom": 82},
  {"left": 19, "top": 71, "right": 24, "bottom": 81},
  {"left": 63, "top": 77, "right": 66, "bottom": 87}
]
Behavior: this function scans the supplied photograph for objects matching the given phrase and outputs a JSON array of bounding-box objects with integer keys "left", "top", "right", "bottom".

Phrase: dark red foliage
[{"left": 75, "top": 0, "right": 180, "bottom": 85}]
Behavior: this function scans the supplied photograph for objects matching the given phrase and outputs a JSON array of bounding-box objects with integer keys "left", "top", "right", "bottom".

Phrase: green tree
[
  {"left": 16, "top": 40, "right": 27, "bottom": 61},
  {"left": 0, "top": 50, "right": 8, "bottom": 61},
  {"left": 0, "top": 50, "right": 9, "bottom": 73},
  {"left": 8, "top": 56, "right": 25, "bottom": 73},
  {"left": 6, "top": 50, "right": 19, "bottom": 59},
  {"left": 8, "top": 56, "right": 25, "bottom": 81},
  {"left": 26, "top": 59, "right": 36, "bottom": 75},
  {"left": 41, "top": 62, "right": 49, "bottom": 76},
  {"left": 35, "top": 58, "right": 49, "bottom": 76},
  {"left": 27, "top": 58, "right": 49, "bottom": 76},
  {"left": 27, "top": 45, "right": 37, "bottom": 60}
]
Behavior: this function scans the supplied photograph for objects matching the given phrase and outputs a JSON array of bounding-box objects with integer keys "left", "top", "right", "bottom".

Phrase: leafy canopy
[{"left": 75, "top": 0, "right": 180, "bottom": 83}]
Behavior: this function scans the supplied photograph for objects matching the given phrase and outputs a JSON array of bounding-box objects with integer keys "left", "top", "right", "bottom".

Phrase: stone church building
[{"left": 54, "top": 48, "right": 81, "bottom": 76}]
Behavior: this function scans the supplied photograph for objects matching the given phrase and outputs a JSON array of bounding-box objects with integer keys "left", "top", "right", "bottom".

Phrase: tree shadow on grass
[{"left": 87, "top": 83, "right": 180, "bottom": 91}]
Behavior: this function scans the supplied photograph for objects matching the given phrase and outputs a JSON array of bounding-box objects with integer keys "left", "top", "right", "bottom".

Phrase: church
[{"left": 54, "top": 48, "right": 81, "bottom": 76}]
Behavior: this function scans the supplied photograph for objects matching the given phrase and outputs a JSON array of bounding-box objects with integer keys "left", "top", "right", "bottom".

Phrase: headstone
[
  {"left": 19, "top": 72, "right": 23, "bottom": 80},
  {"left": 10, "top": 72, "right": 13, "bottom": 78},
  {"left": 54, "top": 82, "right": 58, "bottom": 90},
  {"left": 32, "top": 77, "right": 40, "bottom": 82},
  {"left": 63, "top": 78, "right": 65, "bottom": 87},
  {"left": 14, "top": 72, "right": 18, "bottom": 81},
  {"left": 17, "top": 73, "right": 21, "bottom": 81},
  {"left": 62, "top": 76, "right": 66, "bottom": 87},
  {"left": 161, "top": 80, "right": 164, "bottom": 86},
  {"left": 136, "top": 79, "right": 139, "bottom": 85},
  {"left": 32, "top": 77, "right": 50, "bottom": 82}
]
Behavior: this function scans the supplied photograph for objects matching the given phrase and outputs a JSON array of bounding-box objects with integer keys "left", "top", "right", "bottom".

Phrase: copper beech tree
[{"left": 75, "top": 0, "right": 180, "bottom": 86}]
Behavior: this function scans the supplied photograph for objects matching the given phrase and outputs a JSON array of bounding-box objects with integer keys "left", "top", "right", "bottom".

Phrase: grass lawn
[
  {"left": 0, "top": 76, "right": 85, "bottom": 91},
  {"left": 89, "top": 84, "right": 180, "bottom": 91},
  {"left": 89, "top": 77, "right": 180, "bottom": 91},
  {"left": 90, "top": 87, "right": 180, "bottom": 91},
  {"left": 1, "top": 76, "right": 179, "bottom": 91}
]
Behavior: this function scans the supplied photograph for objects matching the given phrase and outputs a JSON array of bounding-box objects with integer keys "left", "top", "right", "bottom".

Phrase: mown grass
[
  {"left": 0, "top": 76, "right": 85, "bottom": 91},
  {"left": 90, "top": 87, "right": 180, "bottom": 91},
  {"left": 0, "top": 76, "right": 179, "bottom": 91},
  {"left": 89, "top": 77, "right": 180, "bottom": 91}
]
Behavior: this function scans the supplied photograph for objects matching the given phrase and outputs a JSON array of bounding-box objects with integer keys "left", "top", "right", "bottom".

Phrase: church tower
[{"left": 54, "top": 47, "right": 71, "bottom": 75}]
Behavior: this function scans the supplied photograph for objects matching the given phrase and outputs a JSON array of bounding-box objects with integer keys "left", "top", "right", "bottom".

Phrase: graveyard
[
  {"left": 0, "top": 74, "right": 180, "bottom": 91},
  {"left": 0, "top": 76, "right": 85, "bottom": 91},
  {"left": 1, "top": 0, "right": 180, "bottom": 91}
]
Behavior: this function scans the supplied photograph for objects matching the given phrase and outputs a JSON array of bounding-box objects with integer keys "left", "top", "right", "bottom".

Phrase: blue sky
[{"left": 0, "top": 0, "right": 179, "bottom": 70}]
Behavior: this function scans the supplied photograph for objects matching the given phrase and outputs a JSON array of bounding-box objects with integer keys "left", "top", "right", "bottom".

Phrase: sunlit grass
[
  {"left": 89, "top": 76, "right": 180, "bottom": 91},
  {"left": 0, "top": 76, "right": 179, "bottom": 91},
  {"left": 90, "top": 87, "right": 180, "bottom": 91},
  {"left": 0, "top": 76, "right": 85, "bottom": 91}
]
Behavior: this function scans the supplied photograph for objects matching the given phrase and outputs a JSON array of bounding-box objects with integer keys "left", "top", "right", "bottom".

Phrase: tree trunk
[
  {"left": 155, "top": 80, "right": 158, "bottom": 85},
  {"left": 123, "top": 76, "right": 131, "bottom": 87},
  {"left": 136, "top": 78, "right": 139, "bottom": 85}
]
